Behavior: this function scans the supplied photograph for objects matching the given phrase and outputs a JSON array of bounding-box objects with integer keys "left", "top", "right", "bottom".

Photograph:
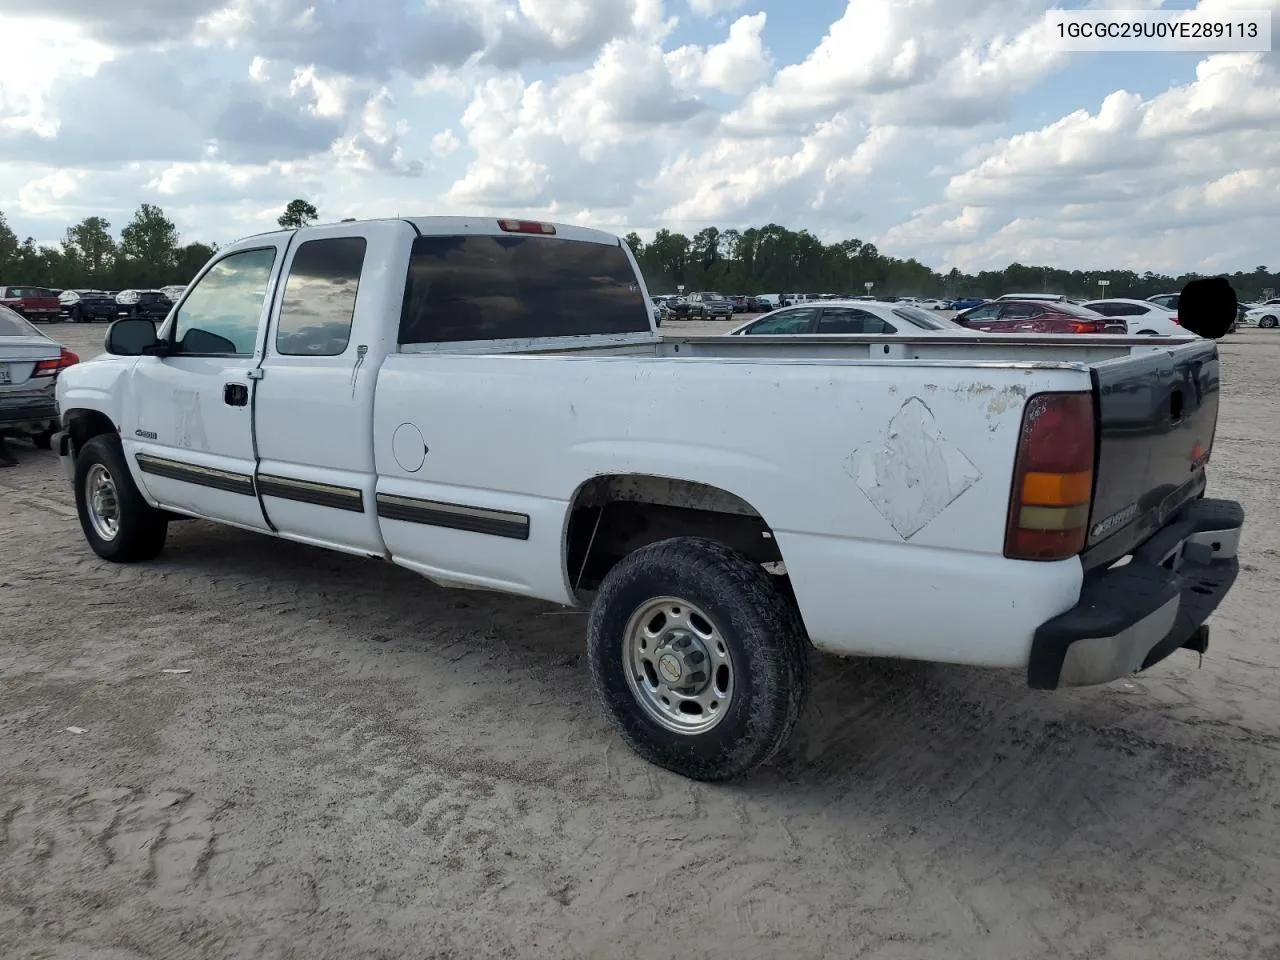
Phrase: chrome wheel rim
[
  {"left": 623, "top": 596, "right": 734, "bottom": 735},
  {"left": 85, "top": 463, "right": 121, "bottom": 541}
]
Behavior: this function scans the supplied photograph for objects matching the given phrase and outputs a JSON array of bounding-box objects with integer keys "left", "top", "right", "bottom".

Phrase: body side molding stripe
[
  {"left": 375, "top": 492, "right": 530, "bottom": 540},
  {"left": 256, "top": 473, "right": 366, "bottom": 513},
  {"left": 135, "top": 453, "right": 256, "bottom": 497}
]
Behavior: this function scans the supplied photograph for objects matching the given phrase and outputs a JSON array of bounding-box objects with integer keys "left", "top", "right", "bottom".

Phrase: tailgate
[{"left": 1083, "top": 339, "right": 1220, "bottom": 568}]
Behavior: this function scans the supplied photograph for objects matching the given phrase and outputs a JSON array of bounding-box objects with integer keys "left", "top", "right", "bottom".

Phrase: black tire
[
  {"left": 73, "top": 434, "right": 168, "bottom": 562},
  {"left": 70, "top": 306, "right": 83, "bottom": 324},
  {"left": 1262, "top": 316, "right": 1278, "bottom": 329},
  {"left": 32, "top": 429, "right": 54, "bottom": 450},
  {"left": 587, "top": 537, "right": 809, "bottom": 782}
]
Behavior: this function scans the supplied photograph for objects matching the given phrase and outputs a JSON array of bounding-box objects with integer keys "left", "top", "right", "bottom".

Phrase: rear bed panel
[{"left": 1082, "top": 340, "right": 1220, "bottom": 570}]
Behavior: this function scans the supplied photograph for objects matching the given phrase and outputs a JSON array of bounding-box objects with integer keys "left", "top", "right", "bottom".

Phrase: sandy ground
[{"left": 3, "top": 320, "right": 1280, "bottom": 960}]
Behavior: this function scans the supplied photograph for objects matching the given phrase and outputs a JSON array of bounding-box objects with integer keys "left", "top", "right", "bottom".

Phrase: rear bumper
[
  {"left": 0, "top": 395, "right": 58, "bottom": 430},
  {"left": 1028, "top": 497, "right": 1244, "bottom": 688}
]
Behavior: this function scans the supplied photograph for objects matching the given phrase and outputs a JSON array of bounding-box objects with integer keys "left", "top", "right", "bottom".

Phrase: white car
[
  {"left": 1081, "top": 298, "right": 1188, "bottom": 336},
  {"left": 1242, "top": 303, "right": 1280, "bottom": 328},
  {"left": 727, "top": 300, "right": 976, "bottom": 336},
  {"left": 914, "top": 298, "right": 950, "bottom": 310},
  {"left": 53, "top": 215, "right": 1243, "bottom": 782}
]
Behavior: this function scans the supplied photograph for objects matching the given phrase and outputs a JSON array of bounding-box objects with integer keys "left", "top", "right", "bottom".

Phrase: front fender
[{"left": 57, "top": 355, "right": 137, "bottom": 429}]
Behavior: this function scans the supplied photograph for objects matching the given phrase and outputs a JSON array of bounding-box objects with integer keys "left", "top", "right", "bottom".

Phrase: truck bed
[{"left": 401, "top": 330, "right": 1201, "bottom": 366}]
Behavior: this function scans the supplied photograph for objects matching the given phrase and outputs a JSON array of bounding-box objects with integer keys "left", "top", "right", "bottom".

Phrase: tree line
[
  {"left": 2, "top": 201, "right": 1274, "bottom": 302},
  {"left": 624, "top": 225, "right": 1279, "bottom": 302},
  {"left": 0, "top": 198, "right": 322, "bottom": 293}
]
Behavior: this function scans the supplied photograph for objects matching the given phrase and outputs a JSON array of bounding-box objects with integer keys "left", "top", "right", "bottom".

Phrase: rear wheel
[
  {"left": 74, "top": 434, "right": 168, "bottom": 562},
  {"left": 587, "top": 537, "right": 809, "bottom": 782},
  {"left": 32, "top": 429, "right": 54, "bottom": 450}
]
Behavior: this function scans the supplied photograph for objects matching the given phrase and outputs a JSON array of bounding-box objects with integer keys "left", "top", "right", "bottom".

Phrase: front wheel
[
  {"left": 587, "top": 537, "right": 809, "bottom": 782},
  {"left": 1261, "top": 316, "right": 1278, "bottom": 329},
  {"left": 74, "top": 434, "right": 168, "bottom": 562}
]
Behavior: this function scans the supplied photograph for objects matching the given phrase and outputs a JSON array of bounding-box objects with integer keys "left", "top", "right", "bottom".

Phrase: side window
[
  {"left": 964, "top": 305, "right": 1001, "bottom": 322},
  {"left": 1000, "top": 303, "right": 1043, "bottom": 320},
  {"left": 275, "top": 237, "right": 367, "bottom": 356},
  {"left": 744, "top": 308, "right": 818, "bottom": 334},
  {"left": 171, "top": 248, "right": 278, "bottom": 355},
  {"left": 816, "top": 308, "right": 896, "bottom": 334}
]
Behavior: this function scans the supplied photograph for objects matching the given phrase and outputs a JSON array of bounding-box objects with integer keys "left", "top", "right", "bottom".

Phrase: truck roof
[{"left": 238, "top": 216, "right": 622, "bottom": 248}]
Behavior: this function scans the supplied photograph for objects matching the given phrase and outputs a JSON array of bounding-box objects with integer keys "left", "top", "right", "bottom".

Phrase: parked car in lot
[
  {"left": 684, "top": 291, "right": 734, "bottom": 318},
  {"left": 949, "top": 297, "right": 987, "bottom": 311},
  {"left": 1081, "top": 298, "right": 1187, "bottom": 336},
  {"left": 1242, "top": 303, "right": 1280, "bottom": 328},
  {"left": 116, "top": 289, "right": 174, "bottom": 321},
  {"left": 59, "top": 289, "right": 120, "bottom": 323},
  {"left": 914, "top": 298, "right": 950, "bottom": 310},
  {"left": 728, "top": 300, "right": 976, "bottom": 336},
  {"left": 0, "top": 306, "right": 79, "bottom": 455},
  {"left": 955, "top": 299, "right": 1128, "bottom": 335},
  {"left": 53, "top": 215, "right": 1242, "bottom": 782},
  {"left": 159, "top": 284, "right": 188, "bottom": 303},
  {"left": 0, "top": 285, "right": 61, "bottom": 323}
]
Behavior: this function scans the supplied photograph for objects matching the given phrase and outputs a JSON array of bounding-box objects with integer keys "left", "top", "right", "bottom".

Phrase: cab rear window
[{"left": 398, "top": 234, "right": 649, "bottom": 344}]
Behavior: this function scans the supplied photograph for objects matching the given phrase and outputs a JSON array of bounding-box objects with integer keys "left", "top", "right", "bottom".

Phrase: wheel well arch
[
  {"left": 62, "top": 408, "right": 117, "bottom": 455},
  {"left": 563, "top": 474, "right": 785, "bottom": 594}
]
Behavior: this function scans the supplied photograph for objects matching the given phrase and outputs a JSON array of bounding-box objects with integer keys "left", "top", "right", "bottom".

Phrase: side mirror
[{"left": 105, "top": 318, "right": 161, "bottom": 356}]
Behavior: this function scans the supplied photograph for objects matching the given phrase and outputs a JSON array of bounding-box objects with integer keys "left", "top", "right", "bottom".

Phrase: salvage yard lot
[{"left": 2, "top": 322, "right": 1280, "bottom": 960}]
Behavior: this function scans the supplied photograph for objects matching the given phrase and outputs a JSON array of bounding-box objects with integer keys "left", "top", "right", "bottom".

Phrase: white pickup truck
[{"left": 54, "top": 216, "right": 1244, "bottom": 781}]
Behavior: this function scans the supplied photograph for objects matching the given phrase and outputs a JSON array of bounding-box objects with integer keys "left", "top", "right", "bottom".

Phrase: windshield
[{"left": 0, "top": 305, "right": 42, "bottom": 337}]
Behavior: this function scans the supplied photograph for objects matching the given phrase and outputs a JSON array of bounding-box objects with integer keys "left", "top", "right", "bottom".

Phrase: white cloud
[
  {"left": 0, "top": 15, "right": 114, "bottom": 137},
  {"left": 431, "top": 129, "right": 462, "bottom": 157},
  {"left": 2, "top": 0, "right": 1279, "bottom": 275},
  {"left": 667, "top": 13, "right": 772, "bottom": 95},
  {"left": 876, "top": 50, "right": 1280, "bottom": 270},
  {"left": 688, "top": 0, "right": 750, "bottom": 15}
]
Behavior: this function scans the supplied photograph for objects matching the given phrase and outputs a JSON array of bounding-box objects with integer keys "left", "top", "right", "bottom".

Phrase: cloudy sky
[{"left": 1, "top": 0, "right": 1277, "bottom": 273}]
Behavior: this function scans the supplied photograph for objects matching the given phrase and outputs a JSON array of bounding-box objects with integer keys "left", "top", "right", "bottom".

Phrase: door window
[
  {"left": 171, "top": 247, "right": 278, "bottom": 356},
  {"left": 999, "top": 303, "right": 1045, "bottom": 320},
  {"left": 275, "top": 237, "right": 367, "bottom": 356},
  {"left": 816, "top": 307, "right": 896, "bottom": 334},
  {"left": 963, "top": 305, "right": 1001, "bottom": 322},
  {"left": 743, "top": 308, "right": 818, "bottom": 334}
]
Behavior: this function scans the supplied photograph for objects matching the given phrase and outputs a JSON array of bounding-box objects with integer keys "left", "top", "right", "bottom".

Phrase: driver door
[{"left": 122, "top": 242, "right": 288, "bottom": 531}]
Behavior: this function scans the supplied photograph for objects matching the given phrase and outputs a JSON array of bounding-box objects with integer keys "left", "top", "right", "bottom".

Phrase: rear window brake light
[{"left": 498, "top": 219, "right": 556, "bottom": 235}]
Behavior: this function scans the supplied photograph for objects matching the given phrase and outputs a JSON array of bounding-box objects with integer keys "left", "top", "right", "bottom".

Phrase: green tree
[
  {"left": 277, "top": 198, "right": 319, "bottom": 229},
  {"left": 0, "top": 210, "right": 19, "bottom": 277},
  {"left": 63, "top": 216, "right": 117, "bottom": 281},
  {"left": 119, "top": 203, "right": 178, "bottom": 283},
  {"left": 174, "top": 242, "right": 217, "bottom": 282}
]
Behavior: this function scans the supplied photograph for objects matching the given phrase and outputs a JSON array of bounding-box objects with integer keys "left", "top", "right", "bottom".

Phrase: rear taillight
[
  {"left": 1171, "top": 314, "right": 1181, "bottom": 326},
  {"left": 31, "top": 347, "right": 80, "bottom": 377},
  {"left": 497, "top": 219, "right": 556, "bottom": 235},
  {"left": 1067, "top": 319, "right": 1106, "bottom": 334},
  {"left": 1004, "top": 391, "right": 1096, "bottom": 561}
]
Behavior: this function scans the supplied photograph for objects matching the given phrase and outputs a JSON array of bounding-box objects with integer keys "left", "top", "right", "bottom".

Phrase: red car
[
  {"left": 954, "top": 299, "right": 1127, "bottom": 335},
  {"left": 0, "top": 286, "right": 62, "bottom": 323}
]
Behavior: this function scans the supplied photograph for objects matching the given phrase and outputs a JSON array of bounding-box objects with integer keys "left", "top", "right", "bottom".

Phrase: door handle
[{"left": 224, "top": 383, "right": 249, "bottom": 406}]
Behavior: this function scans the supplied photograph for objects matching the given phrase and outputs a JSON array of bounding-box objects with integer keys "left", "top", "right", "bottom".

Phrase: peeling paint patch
[
  {"left": 845, "top": 397, "right": 982, "bottom": 539},
  {"left": 174, "top": 389, "right": 208, "bottom": 451},
  {"left": 985, "top": 384, "right": 1027, "bottom": 417}
]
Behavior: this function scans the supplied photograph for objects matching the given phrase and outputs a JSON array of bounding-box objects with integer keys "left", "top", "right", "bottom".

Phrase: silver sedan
[
  {"left": 0, "top": 306, "right": 79, "bottom": 463},
  {"left": 727, "top": 299, "right": 978, "bottom": 336}
]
